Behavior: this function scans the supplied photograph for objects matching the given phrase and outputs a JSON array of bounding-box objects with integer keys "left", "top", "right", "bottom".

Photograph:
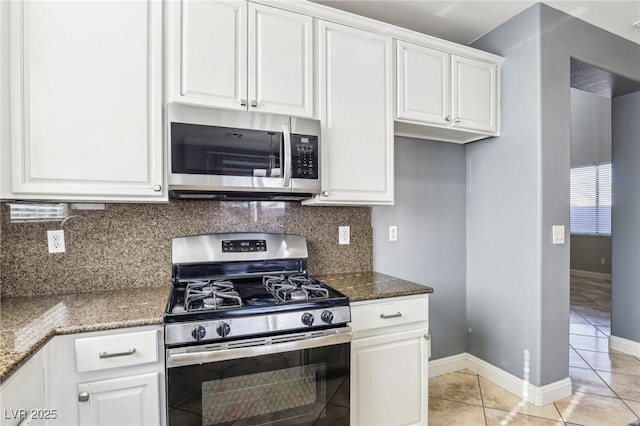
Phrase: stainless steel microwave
[{"left": 168, "top": 105, "right": 320, "bottom": 200}]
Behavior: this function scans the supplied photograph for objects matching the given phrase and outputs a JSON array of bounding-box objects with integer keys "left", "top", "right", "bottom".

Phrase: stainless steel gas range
[{"left": 164, "top": 233, "right": 351, "bottom": 426}]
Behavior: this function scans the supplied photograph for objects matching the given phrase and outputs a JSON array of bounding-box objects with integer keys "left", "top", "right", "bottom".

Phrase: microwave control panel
[{"left": 291, "top": 134, "right": 319, "bottom": 179}]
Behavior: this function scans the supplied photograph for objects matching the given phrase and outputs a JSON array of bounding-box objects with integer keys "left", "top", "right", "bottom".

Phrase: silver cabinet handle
[
  {"left": 240, "top": 99, "right": 247, "bottom": 106},
  {"left": 454, "top": 117, "right": 461, "bottom": 123},
  {"left": 153, "top": 185, "right": 161, "bottom": 192},
  {"left": 424, "top": 334, "right": 431, "bottom": 341},
  {"left": 78, "top": 392, "right": 90, "bottom": 402},
  {"left": 322, "top": 191, "right": 329, "bottom": 197},
  {"left": 251, "top": 100, "right": 257, "bottom": 108},
  {"left": 445, "top": 115, "right": 451, "bottom": 122},
  {"left": 98, "top": 348, "right": 136, "bottom": 359},
  {"left": 380, "top": 312, "right": 402, "bottom": 319}
]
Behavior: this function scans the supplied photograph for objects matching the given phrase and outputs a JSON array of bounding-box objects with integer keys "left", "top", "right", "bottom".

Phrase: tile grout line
[{"left": 476, "top": 373, "right": 489, "bottom": 426}]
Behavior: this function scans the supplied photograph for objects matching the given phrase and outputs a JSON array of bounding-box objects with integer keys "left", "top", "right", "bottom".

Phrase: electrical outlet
[
  {"left": 47, "top": 230, "right": 65, "bottom": 253},
  {"left": 338, "top": 226, "right": 350, "bottom": 245},
  {"left": 389, "top": 225, "right": 398, "bottom": 241},
  {"left": 601, "top": 258, "right": 606, "bottom": 265}
]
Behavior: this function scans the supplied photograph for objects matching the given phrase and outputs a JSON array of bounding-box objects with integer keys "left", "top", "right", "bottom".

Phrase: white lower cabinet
[
  {"left": 0, "top": 347, "right": 46, "bottom": 426},
  {"left": 350, "top": 295, "right": 430, "bottom": 426},
  {"left": 47, "top": 326, "right": 165, "bottom": 426},
  {"left": 77, "top": 372, "right": 160, "bottom": 426}
]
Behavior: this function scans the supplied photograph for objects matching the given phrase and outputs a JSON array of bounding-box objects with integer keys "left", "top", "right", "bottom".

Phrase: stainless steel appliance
[
  {"left": 168, "top": 105, "right": 320, "bottom": 200},
  {"left": 164, "top": 232, "right": 351, "bottom": 426}
]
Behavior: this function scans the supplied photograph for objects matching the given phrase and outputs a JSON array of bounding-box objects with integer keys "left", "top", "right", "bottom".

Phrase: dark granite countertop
[
  {"left": 0, "top": 286, "right": 170, "bottom": 383},
  {"left": 0, "top": 271, "right": 431, "bottom": 383},
  {"left": 315, "top": 271, "right": 433, "bottom": 302}
]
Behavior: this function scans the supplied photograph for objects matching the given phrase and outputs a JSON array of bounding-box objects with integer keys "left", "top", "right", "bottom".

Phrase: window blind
[{"left": 570, "top": 163, "right": 611, "bottom": 235}]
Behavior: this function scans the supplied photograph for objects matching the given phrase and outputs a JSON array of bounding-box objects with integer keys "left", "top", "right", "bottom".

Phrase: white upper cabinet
[
  {"left": 249, "top": 4, "right": 313, "bottom": 116},
  {"left": 451, "top": 55, "right": 498, "bottom": 134},
  {"left": 8, "top": 0, "right": 164, "bottom": 201},
  {"left": 396, "top": 40, "right": 501, "bottom": 143},
  {"left": 170, "top": 0, "right": 314, "bottom": 118},
  {"left": 396, "top": 41, "right": 450, "bottom": 126},
  {"left": 175, "top": 0, "right": 248, "bottom": 111},
  {"left": 303, "top": 21, "right": 393, "bottom": 206}
]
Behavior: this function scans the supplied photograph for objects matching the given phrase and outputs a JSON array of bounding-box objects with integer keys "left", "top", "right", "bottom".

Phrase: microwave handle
[{"left": 282, "top": 123, "right": 292, "bottom": 187}]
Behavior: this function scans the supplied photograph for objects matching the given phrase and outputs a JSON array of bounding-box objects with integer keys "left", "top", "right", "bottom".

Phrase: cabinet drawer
[
  {"left": 350, "top": 296, "right": 428, "bottom": 332},
  {"left": 75, "top": 330, "right": 158, "bottom": 373}
]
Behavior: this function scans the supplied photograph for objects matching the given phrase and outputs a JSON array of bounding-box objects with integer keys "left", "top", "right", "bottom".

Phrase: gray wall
[
  {"left": 611, "top": 91, "right": 640, "bottom": 343},
  {"left": 570, "top": 235, "right": 611, "bottom": 274},
  {"left": 468, "top": 6, "right": 544, "bottom": 384},
  {"left": 372, "top": 137, "right": 467, "bottom": 360},
  {"left": 470, "top": 3, "right": 640, "bottom": 386},
  {"left": 570, "top": 89, "right": 612, "bottom": 274},
  {"left": 538, "top": 5, "right": 640, "bottom": 375},
  {"left": 570, "top": 88, "right": 611, "bottom": 167}
]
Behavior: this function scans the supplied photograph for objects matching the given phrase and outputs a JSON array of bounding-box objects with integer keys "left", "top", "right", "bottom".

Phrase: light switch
[{"left": 552, "top": 225, "right": 565, "bottom": 244}]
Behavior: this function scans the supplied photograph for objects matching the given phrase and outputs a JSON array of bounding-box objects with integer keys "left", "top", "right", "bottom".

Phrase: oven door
[{"left": 166, "top": 328, "right": 351, "bottom": 426}]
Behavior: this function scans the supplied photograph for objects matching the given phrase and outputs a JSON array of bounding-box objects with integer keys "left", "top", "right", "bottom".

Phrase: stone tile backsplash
[{"left": 0, "top": 201, "right": 372, "bottom": 297}]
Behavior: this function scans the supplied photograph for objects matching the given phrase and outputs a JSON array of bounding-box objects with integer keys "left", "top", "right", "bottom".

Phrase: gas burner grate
[
  {"left": 263, "top": 274, "right": 329, "bottom": 303},
  {"left": 184, "top": 279, "right": 242, "bottom": 312}
]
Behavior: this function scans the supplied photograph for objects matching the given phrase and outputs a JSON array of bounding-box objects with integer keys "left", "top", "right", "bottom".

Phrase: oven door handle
[{"left": 167, "top": 328, "right": 351, "bottom": 368}]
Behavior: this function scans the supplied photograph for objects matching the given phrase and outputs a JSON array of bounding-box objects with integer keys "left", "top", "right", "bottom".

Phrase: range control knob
[
  {"left": 321, "top": 310, "right": 334, "bottom": 324},
  {"left": 191, "top": 325, "right": 206, "bottom": 341},
  {"left": 216, "top": 322, "right": 231, "bottom": 338},
  {"left": 301, "top": 312, "right": 315, "bottom": 327}
]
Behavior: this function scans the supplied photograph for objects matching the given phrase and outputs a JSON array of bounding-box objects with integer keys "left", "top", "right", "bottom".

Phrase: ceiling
[{"left": 312, "top": 1, "right": 640, "bottom": 46}]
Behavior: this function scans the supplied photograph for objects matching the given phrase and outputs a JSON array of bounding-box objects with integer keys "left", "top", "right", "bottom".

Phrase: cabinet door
[
  {"left": 248, "top": 4, "right": 313, "bottom": 117},
  {"left": 451, "top": 55, "right": 498, "bottom": 134},
  {"left": 174, "top": 0, "right": 247, "bottom": 110},
  {"left": 77, "top": 372, "right": 160, "bottom": 426},
  {"left": 9, "top": 0, "right": 164, "bottom": 201},
  {"left": 351, "top": 329, "right": 428, "bottom": 426},
  {"left": 309, "top": 21, "right": 393, "bottom": 205},
  {"left": 0, "top": 348, "right": 46, "bottom": 426},
  {"left": 396, "top": 41, "right": 449, "bottom": 126}
]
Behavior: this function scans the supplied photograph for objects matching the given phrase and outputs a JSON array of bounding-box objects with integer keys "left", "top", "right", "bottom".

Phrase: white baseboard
[
  {"left": 570, "top": 269, "right": 611, "bottom": 280},
  {"left": 610, "top": 335, "right": 640, "bottom": 357},
  {"left": 429, "top": 353, "right": 572, "bottom": 406},
  {"left": 428, "top": 353, "right": 468, "bottom": 378}
]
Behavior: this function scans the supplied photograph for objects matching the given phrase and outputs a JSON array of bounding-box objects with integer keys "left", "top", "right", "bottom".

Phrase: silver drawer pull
[
  {"left": 380, "top": 312, "right": 402, "bottom": 319},
  {"left": 78, "top": 392, "right": 90, "bottom": 402},
  {"left": 99, "top": 348, "right": 136, "bottom": 359}
]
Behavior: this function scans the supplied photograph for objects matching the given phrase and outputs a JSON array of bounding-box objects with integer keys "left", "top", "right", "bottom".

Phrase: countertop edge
[
  {"left": 0, "top": 316, "right": 163, "bottom": 384},
  {"left": 1, "top": 271, "right": 432, "bottom": 383}
]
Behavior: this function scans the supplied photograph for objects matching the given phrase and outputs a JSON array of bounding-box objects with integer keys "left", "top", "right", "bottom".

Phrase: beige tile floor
[{"left": 429, "top": 274, "right": 640, "bottom": 425}]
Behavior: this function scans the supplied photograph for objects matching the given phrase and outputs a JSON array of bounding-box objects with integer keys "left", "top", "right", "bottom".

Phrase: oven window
[
  {"left": 167, "top": 343, "right": 349, "bottom": 426},
  {"left": 171, "top": 123, "right": 283, "bottom": 177}
]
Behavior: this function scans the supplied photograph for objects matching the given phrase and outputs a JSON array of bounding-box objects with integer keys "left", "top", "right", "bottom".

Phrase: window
[{"left": 570, "top": 163, "right": 611, "bottom": 235}]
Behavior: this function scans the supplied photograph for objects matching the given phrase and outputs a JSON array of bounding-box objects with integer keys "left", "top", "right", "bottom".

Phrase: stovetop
[
  {"left": 164, "top": 233, "right": 351, "bottom": 346},
  {"left": 164, "top": 274, "right": 349, "bottom": 323}
]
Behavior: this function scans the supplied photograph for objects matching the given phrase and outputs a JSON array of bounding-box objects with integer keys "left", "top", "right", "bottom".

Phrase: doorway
[{"left": 567, "top": 58, "right": 640, "bottom": 404}]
